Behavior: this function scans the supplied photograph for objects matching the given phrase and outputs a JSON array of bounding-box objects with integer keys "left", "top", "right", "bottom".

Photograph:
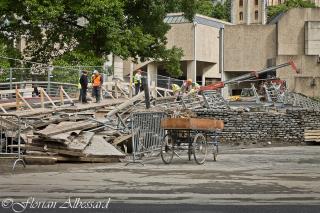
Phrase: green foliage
[
  {"left": 0, "top": 37, "right": 22, "bottom": 82},
  {"left": 161, "top": 47, "right": 184, "bottom": 77},
  {"left": 0, "top": 0, "right": 197, "bottom": 77},
  {"left": 197, "top": 0, "right": 231, "bottom": 21},
  {"left": 212, "top": 1, "right": 230, "bottom": 21},
  {"left": 267, "top": 0, "right": 316, "bottom": 22},
  {"left": 52, "top": 51, "right": 106, "bottom": 84},
  {"left": 196, "top": 0, "right": 214, "bottom": 17}
]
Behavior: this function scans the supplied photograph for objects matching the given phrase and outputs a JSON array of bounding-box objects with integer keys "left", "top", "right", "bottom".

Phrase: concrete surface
[{"left": 0, "top": 145, "right": 320, "bottom": 207}]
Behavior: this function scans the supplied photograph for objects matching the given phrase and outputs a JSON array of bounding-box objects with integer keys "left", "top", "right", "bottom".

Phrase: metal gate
[
  {"left": 0, "top": 114, "right": 26, "bottom": 170},
  {"left": 130, "top": 112, "right": 167, "bottom": 163}
]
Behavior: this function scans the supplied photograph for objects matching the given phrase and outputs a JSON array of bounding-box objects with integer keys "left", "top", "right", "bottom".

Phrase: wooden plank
[
  {"left": 83, "top": 135, "right": 125, "bottom": 157},
  {"left": 16, "top": 90, "right": 33, "bottom": 110},
  {"left": 0, "top": 105, "right": 7, "bottom": 113},
  {"left": 112, "top": 134, "right": 132, "bottom": 146},
  {"left": 35, "top": 121, "right": 97, "bottom": 137},
  {"left": 61, "top": 86, "right": 74, "bottom": 104},
  {"left": 24, "top": 156, "right": 57, "bottom": 165},
  {"left": 40, "top": 88, "right": 44, "bottom": 108},
  {"left": 56, "top": 156, "right": 121, "bottom": 163},
  {"left": 106, "top": 92, "right": 144, "bottom": 117},
  {"left": 305, "top": 139, "right": 320, "bottom": 142},
  {"left": 60, "top": 86, "right": 64, "bottom": 105},
  {"left": 305, "top": 130, "right": 320, "bottom": 133},
  {"left": 0, "top": 88, "right": 33, "bottom": 95},
  {"left": 40, "top": 88, "right": 57, "bottom": 107},
  {"left": 24, "top": 144, "right": 85, "bottom": 157},
  {"left": 304, "top": 133, "right": 320, "bottom": 137}
]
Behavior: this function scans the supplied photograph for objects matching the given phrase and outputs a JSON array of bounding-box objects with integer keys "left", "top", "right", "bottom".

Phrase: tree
[
  {"left": 0, "top": 0, "right": 196, "bottom": 77},
  {"left": 268, "top": 0, "right": 316, "bottom": 22},
  {"left": 0, "top": 36, "right": 21, "bottom": 82},
  {"left": 197, "top": 0, "right": 214, "bottom": 17}
]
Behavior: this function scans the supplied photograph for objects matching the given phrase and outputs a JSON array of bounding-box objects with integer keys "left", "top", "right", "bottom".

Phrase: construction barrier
[
  {"left": 0, "top": 114, "right": 26, "bottom": 170},
  {"left": 129, "top": 112, "right": 167, "bottom": 164}
]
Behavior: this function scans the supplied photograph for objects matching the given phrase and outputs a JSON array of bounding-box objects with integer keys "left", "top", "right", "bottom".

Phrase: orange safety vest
[{"left": 92, "top": 75, "right": 101, "bottom": 87}]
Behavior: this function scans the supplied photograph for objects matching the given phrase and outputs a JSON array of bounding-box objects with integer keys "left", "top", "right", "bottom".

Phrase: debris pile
[{"left": 22, "top": 119, "right": 125, "bottom": 164}]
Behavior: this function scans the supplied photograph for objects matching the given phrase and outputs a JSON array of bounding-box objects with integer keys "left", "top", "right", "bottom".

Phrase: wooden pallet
[{"left": 304, "top": 129, "right": 320, "bottom": 142}]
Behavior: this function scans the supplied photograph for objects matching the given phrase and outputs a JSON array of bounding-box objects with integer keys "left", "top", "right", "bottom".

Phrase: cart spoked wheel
[
  {"left": 193, "top": 133, "right": 208, "bottom": 165},
  {"left": 160, "top": 134, "right": 175, "bottom": 164}
]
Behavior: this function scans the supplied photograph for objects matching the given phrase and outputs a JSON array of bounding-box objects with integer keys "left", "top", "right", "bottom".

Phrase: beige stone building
[
  {"left": 231, "top": 0, "right": 267, "bottom": 25},
  {"left": 267, "top": 0, "right": 320, "bottom": 6},
  {"left": 223, "top": 8, "right": 320, "bottom": 97},
  {"left": 125, "top": 13, "right": 231, "bottom": 86}
]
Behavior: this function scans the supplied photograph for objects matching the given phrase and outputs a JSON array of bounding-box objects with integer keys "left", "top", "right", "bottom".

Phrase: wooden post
[
  {"left": 61, "top": 86, "right": 74, "bottom": 104},
  {"left": 41, "top": 88, "right": 56, "bottom": 107},
  {"left": 60, "top": 86, "right": 64, "bottom": 105},
  {"left": 0, "top": 105, "right": 7, "bottom": 113},
  {"left": 40, "top": 88, "right": 44, "bottom": 108},
  {"left": 15, "top": 86, "right": 20, "bottom": 110},
  {"left": 115, "top": 80, "right": 119, "bottom": 99},
  {"left": 16, "top": 90, "right": 33, "bottom": 110}
]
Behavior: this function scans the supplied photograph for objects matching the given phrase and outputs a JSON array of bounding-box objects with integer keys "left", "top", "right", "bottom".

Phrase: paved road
[{"left": 0, "top": 146, "right": 320, "bottom": 212}]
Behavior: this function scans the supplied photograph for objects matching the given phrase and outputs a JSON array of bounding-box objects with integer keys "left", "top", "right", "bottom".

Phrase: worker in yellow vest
[
  {"left": 171, "top": 83, "right": 181, "bottom": 96},
  {"left": 134, "top": 69, "right": 142, "bottom": 95},
  {"left": 92, "top": 70, "right": 103, "bottom": 103}
]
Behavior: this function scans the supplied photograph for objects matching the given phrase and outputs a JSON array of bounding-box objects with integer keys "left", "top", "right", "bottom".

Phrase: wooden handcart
[{"left": 160, "top": 118, "right": 224, "bottom": 164}]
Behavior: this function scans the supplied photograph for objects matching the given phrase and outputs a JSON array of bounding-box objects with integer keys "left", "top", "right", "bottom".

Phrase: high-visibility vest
[
  {"left": 92, "top": 75, "right": 102, "bottom": 87},
  {"left": 134, "top": 74, "right": 141, "bottom": 84},
  {"left": 171, "top": 84, "right": 181, "bottom": 93}
]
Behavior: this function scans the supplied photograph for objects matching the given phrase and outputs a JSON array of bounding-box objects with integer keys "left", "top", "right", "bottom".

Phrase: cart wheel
[
  {"left": 193, "top": 133, "right": 208, "bottom": 165},
  {"left": 160, "top": 134, "right": 174, "bottom": 164}
]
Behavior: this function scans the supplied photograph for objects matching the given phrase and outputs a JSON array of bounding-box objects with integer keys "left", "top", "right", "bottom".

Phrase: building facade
[
  {"left": 231, "top": 0, "right": 267, "bottom": 25},
  {"left": 267, "top": 0, "right": 320, "bottom": 6},
  {"left": 125, "top": 13, "right": 231, "bottom": 86},
  {"left": 223, "top": 8, "right": 320, "bottom": 97}
]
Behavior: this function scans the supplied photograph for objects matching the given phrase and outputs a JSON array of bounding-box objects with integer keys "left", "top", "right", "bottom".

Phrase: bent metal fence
[
  {"left": 128, "top": 112, "right": 167, "bottom": 164},
  {"left": 0, "top": 114, "right": 26, "bottom": 171}
]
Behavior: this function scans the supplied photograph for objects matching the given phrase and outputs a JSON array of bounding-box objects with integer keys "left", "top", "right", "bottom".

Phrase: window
[
  {"left": 255, "top": 10, "right": 259, "bottom": 20},
  {"left": 255, "top": 0, "right": 259, "bottom": 5},
  {"left": 239, "top": 0, "right": 243, "bottom": 7},
  {"left": 239, "top": 12, "right": 243, "bottom": 21}
]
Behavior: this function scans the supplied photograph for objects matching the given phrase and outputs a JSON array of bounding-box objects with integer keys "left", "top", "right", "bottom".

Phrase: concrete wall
[
  {"left": 276, "top": 55, "right": 320, "bottom": 96},
  {"left": 277, "top": 8, "right": 320, "bottom": 56},
  {"left": 224, "top": 24, "right": 277, "bottom": 72},
  {"left": 166, "top": 23, "right": 194, "bottom": 61},
  {"left": 305, "top": 21, "right": 320, "bottom": 55},
  {"left": 195, "top": 24, "right": 220, "bottom": 63}
]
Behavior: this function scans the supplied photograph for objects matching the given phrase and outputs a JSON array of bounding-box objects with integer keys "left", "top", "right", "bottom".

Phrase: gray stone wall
[{"left": 195, "top": 109, "right": 320, "bottom": 144}]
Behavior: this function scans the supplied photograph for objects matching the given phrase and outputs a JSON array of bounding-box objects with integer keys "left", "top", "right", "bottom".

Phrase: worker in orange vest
[{"left": 91, "top": 70, "right": 103, "bottom": 103}]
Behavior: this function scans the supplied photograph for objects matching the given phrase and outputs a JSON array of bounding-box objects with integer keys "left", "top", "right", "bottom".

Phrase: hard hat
[{"left": 93, "top": 70, "right": 98, "bottom": 74}]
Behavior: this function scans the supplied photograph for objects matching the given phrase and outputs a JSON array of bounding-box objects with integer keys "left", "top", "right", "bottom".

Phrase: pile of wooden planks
[
  {"left": 23, "top": 120, "right": 125, "bottom": 164},
  {"left": 304, "top": 129, "right": 320, "bottom": 143}
]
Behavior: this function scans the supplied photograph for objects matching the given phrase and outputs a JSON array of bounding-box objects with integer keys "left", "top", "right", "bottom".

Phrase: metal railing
[
  {"left": 0, "top": 114, "right": 26, "bottom": 171},
  {"left": 129, "top": 112, "right": 167, "bottom": 164}
]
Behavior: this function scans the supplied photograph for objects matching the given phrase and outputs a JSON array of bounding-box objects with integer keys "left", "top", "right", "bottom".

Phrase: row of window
[
  {"left": 239, "top": 0, "right": 285, "bottom": 7},
  {"left": 239, "top": 11, "right": 259, "bottom": 21},
  {"left": 239, "top": 0, "right": 259, "bottom": 6}
]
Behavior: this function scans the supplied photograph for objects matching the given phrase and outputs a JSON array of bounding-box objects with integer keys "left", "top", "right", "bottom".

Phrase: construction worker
[
  {"left": 181, "top": 79, "right": 193, "bottom": 94},
  {"left": 134, "top": 69, "right": 142, "bottom": 95},
  {"left": 171, "top": 83, "right": 181, "bottom": 96},
  {"left": 79, "top": 70, "right": 88, "bottom": 103},
  {"left": 92, "top": 70, "right": 103, "bottom": 103}
]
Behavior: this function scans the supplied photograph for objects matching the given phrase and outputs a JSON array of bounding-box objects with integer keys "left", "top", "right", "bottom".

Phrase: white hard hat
[{"left": 93, "top": 70, "right": 98, "bottom": 74}]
